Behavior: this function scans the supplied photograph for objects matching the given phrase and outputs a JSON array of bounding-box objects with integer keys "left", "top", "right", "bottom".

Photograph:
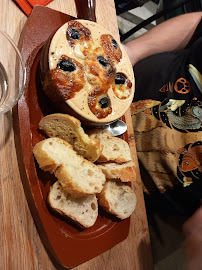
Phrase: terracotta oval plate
[{"left": 15, "top": 6, "right": 130, "bottom": 269}]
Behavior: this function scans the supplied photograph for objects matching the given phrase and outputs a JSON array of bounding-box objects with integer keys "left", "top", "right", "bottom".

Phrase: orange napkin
[
  {"left": 12, "top": 0, "right": 32, "bottom": 16},
  {"left": 13, "top": 0, "right": 53, "bottom": 16},
  {"left": 26, "top": 0, "right": 53, "bottom": 7}
]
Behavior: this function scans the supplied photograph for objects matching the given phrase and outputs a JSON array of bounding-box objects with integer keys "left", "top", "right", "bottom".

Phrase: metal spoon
[{"left": 104, "top": 119, "right": 127, "bottom": 136}]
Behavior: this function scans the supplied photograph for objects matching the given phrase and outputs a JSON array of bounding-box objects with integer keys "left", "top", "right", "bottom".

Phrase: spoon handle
[{"left": 75, "top": 0, "right": 96, "bottom": 22}]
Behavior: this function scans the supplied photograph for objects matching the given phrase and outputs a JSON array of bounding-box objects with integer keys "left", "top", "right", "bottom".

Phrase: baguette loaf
[
  {"left": 39, "top": 113, "right": 102, "bottom": 162},
  {"left": 33, "top": 138, "right": 106, "bottom": 197},
  {"left": 97, "top": 161, "right": 136, "bottom": 182},
  {"left": 48, "top": 181, "right": 98, "bottom": 228},
  {"left": 88, "top": 129, "right": 132, "bottom": 163},
  {"left": 98, "top": 180, "right": 136, "bottom": 219}
]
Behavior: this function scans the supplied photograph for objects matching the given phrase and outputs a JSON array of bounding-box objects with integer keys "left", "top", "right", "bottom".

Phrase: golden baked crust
[
  {"left": 88, "top": 87, "right": 112, "bottom": 119},
  {"left": 66, "top": 20, "right": 93, "bottom": 49},
  {"left": 97, "top": 161, "right": 136, "bottom": 182},
  {"left": 39, "top": 113, "right": 102, "bottom": 162},
  {"left": 112, "top": 72, "right": 133, "bottom": 99},
  {"left": 85, "top": 51, "right": 116, "bottom": 89},
  {"left": 100, "top": 34, "right": 122, "bottom": 63},
  {"left": 89, "top": 129, "right": 132, "bottom": 163},
  {"left": 43, "top": 55, "right": 85, "bottom": 102}
]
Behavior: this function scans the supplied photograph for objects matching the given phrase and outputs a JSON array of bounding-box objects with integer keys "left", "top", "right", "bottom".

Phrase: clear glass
[{"left": 0, "top": 29, "right": 26, "bottom": 114}]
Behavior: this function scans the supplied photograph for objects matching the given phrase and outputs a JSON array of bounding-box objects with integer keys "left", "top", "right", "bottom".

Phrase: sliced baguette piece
[
  {"left": 88, "top": 129, "right": 132, "bottom": 163},
  {"left": 97, "top": 161, "right": 136, "bottom": 182},
  {"left": 33, "top": 138, "right": 106, "bottom": 197},
  {"left": 98, "top": 180, "right": 136, "bottom": 220},
  {"left": 48, "top": 181, "right": 98, "bottom": 228},
  {"left": 39, "top": 113, "right": 102, "bottom": 162}
]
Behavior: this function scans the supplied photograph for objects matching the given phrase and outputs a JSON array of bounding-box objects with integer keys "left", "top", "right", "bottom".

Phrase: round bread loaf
[{"left": 41, "top": 20, "right": 135, "bottom": 126}]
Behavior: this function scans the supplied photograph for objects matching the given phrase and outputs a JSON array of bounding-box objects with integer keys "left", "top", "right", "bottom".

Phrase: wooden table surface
[{"left": 0, "top": 0, "right": 153, "bottom": 269}]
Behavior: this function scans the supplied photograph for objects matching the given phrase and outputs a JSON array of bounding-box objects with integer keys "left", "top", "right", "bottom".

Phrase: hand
[{"left": 183, "top": 207, "right": 202, "bottom": 270}]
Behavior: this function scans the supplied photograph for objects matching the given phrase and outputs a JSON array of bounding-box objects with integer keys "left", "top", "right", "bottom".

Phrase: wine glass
[{"left": 0, "top": 29, "right": 26, "bottom": 114}]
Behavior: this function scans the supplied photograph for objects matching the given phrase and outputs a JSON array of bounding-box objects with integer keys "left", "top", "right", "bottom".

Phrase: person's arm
[{"left": 123, "top": 12, "right": 202, "bottom": 66}]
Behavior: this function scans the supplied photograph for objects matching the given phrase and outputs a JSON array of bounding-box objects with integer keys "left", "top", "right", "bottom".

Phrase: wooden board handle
[{"left": 75, "top": 0, "right": 96, "bottom": 21}]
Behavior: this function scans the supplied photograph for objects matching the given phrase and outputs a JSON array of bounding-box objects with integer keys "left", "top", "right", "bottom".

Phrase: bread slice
[
  {"left": 98, "top": 180, "right": 136, "bottom": 219},
  {"left": 48, "top": 181, "right": 98, "bottom": 228},
  {"left": 33, "top": 138, "right": 106, "bottom": 197},
  {"left": 39, "top": 113, "right": 102, "bottom": 162},
  {"left": 88, "top": 129, "right": 132, "bottom": 163},
  {"left": 97, "top": 161, "right": 136, "bottom": 182}
]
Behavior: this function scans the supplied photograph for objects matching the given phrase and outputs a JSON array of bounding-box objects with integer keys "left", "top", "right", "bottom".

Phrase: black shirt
[{"left": 131, "top": 20, "right": 202, "bottom": 216}]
